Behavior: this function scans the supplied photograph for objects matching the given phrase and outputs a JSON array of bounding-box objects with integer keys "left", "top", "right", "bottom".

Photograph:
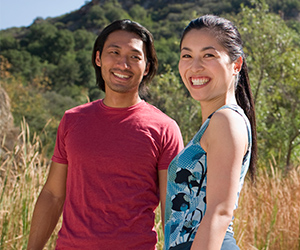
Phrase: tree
[
  {"left": 1, "top": 50, "right": 41, "bottom": 81},
  {"left": 51, "top": 53, "right": 81, "bottom": 97},
  {"left": 154, "top": 37, "right": 180, "bottom": 74},
  {"left": 49, "top": 29, "right": 75, "bottom": 64},
  {"left": 234, "top": 0, "right": 300, "bottom": 171},
  {"left": 0, "top": 34, "right": 19, "bottom": 51},
  {"left": 103, "top": 2, "right": 131, "bottom": 22},
  {"left": 129, "top": 4, "right": 148, "bottom": 21},
  {"left": 85, "top": 5, "right": 107, "bottom": 28},
  {"left": 1, "top": 72, "right": 49, "bottom": 139},
  {"left": 264, "top": 45, "right": 300, "bottom": 171},
  {"left": 73, "top": 29, "right": 95, "bottom": 51},
  {"left": 25, "top": 22, "right": 58, "bottom": 62}
]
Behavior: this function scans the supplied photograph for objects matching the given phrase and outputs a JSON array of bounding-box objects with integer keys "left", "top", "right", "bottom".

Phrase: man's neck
[{"left": 102, "top": 94, "right": 142, "bottom": 108}]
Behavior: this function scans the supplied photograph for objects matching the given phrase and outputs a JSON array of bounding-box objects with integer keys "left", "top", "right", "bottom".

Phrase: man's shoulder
[
  {"left": 65, "top": 100, "right": 100, "bottom": 115},
  {"left": 60, "top": 100, "right": 101, "bottom": 126},
  {"left": 140, "top": 102, "right": 180, "bottom": 129},
  {"left": 142, "top": 102, "right": 172, "bottom": 119}
]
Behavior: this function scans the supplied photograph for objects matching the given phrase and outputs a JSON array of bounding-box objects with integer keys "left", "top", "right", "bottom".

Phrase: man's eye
[{"left": 131, "top": 55, "right": 141, "bottom": 60}]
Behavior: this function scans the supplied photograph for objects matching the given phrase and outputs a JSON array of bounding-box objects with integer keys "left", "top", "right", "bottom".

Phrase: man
[{"left": 27, "top": 19, "right": 183, "bottom": 250}]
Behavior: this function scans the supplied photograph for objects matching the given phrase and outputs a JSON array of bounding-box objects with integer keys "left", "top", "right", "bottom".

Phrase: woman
[{"left": 164, "top": 15, "right": 257, "bottom": 250}]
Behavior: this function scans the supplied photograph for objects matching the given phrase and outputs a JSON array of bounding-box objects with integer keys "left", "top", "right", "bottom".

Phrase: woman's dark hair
[
  {"left": 92, "top": 19, "right": 158, "bottom": 97},
  {"left": 181, "top": 15, "right": 257, "bottom": 181}
]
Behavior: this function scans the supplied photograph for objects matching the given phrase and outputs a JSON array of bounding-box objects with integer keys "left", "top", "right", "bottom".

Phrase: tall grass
[
  {"left": 234, "top": 164, "right": 300, "bottom": 250},
  {"left": 0, "top": 120, "right": 60, "bottom": 250},
  {"left": 1, "top": 121, "right": 299, "bottom": 249}
]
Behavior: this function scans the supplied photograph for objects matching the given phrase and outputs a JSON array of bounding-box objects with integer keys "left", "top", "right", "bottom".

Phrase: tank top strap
[{"left": 191, "top": 104, "right": 244, "bottom": 144}]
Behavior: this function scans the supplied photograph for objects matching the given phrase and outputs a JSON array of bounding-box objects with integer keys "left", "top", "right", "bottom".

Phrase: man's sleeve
[{"left": 158, "top": 120, "right": 184, "bottom": 170}]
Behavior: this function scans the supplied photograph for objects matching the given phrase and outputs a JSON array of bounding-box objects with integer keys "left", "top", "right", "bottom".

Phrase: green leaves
[
  {"left": 0, "top": 0, "right": 299, "bottom": 170},
  {"left": 148, "top": 67, "right": 201, "bottom": 144},
  {"left": 235, "top": 0, "right": 300, "bottom": 170}
]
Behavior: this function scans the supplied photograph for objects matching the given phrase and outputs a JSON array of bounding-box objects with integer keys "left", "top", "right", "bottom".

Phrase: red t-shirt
[{"left": 52, "top": 99, "right": 183, "bottom": 250}]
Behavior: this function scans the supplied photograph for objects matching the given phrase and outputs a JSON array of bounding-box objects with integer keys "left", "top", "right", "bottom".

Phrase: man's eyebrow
[
  {"left": 106, "top": 44, "right": 143, "bottom": 54},
  {"left": 106, "top": 44, "right": 121, "bottom": 49}
]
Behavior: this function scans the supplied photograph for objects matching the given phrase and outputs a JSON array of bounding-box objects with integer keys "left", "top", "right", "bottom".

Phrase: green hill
[{"left": 1, "top": 0, "right": 299, "bottom": 170}]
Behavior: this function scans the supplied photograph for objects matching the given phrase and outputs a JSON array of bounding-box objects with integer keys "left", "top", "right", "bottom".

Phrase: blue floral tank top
[{"left": 164, "top": 104, "right": 252, "bottom": 250}]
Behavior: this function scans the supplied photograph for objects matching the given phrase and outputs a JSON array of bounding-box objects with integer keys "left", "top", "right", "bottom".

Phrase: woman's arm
[{"left": 191, "top": 109, "right": 248, "bottom": 250}]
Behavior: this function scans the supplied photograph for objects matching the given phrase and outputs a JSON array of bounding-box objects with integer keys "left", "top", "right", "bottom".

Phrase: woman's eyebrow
[
  {"left": 201, "top": 46, "right": 217, "bottom": 51},
  {"left": 181, "top": 47, "right": 192, "bottom": 52},
  {"left": 181, "top": 46, "right": 217, "bottom": 52}
]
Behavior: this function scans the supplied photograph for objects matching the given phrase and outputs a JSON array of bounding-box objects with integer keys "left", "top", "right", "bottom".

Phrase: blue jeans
[
  {"left": 169, "top": 232, "right": 239, "bottom": 250},
  {"left": 220, "top": 232, "right": 239, "bottom": 250}
]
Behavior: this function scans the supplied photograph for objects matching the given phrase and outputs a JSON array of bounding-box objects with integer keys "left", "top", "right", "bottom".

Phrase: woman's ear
[
  {"left": 233, "top": 56, "right": 243, "bottom": 75},
  {"left": 95, "top": 51, "right": 101, "bottom": 67}
]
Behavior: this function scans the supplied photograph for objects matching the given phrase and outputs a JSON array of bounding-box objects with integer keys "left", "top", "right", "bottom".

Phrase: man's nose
[{"left": 116, "top": 56, "right": 130, "bottom": 69}]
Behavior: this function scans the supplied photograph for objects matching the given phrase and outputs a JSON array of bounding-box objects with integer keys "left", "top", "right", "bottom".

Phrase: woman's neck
[{"left": 200, "top": 95, "right": 237, "bottom": 124}]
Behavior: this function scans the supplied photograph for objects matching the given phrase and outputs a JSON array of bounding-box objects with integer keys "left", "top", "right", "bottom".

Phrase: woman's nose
[{"left": 191, "top": 58, "right": 204, "bottom": 71}]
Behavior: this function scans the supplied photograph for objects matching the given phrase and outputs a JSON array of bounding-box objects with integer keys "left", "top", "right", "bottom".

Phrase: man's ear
[
  {"left": 143, "top": 62, "right": 150, "bottom": 76},
  {"left": 95, "top": 51, "right": 101, "bottom": 67},
  {"left": 233, "top": 56, "right": 243, "bottom": 75}
]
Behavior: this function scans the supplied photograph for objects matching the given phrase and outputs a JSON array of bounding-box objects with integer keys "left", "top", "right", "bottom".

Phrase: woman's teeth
[{"left": 191, "top": 78, "right": 209, "bottom": 86}]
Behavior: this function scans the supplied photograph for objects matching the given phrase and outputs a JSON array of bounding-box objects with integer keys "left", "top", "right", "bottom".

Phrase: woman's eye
[{"left": 181, "top": 54, "right": 191, "bottom": 58}]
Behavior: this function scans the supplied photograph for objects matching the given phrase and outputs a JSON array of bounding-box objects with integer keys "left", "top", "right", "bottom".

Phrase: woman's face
[{"left": 179, "top": 28, "right": 242, "bottom": 103}]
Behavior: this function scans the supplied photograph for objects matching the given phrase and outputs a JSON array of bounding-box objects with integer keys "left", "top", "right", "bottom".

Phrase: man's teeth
[
  {"left": 114, "top": 72, "right": 129, "bottom": 79},
  {"left": 191, "top": 78, "right": 209, "bottom": 86}
]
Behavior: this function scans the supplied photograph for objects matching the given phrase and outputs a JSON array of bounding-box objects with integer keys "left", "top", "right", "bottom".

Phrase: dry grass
[
  {"left": 1, "top": 121, "right": 299, "bottom": 249},
  {"left": 0, "top": 120, "right": 60, "bottom": 250},
  {"left": 234, "top": 165, "right": 300, "bottom": 250}
]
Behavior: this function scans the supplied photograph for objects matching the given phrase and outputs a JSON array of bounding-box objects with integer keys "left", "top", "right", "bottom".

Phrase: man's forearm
[{"left": 27, "top": 189, "right": 65, "bottom": 250}]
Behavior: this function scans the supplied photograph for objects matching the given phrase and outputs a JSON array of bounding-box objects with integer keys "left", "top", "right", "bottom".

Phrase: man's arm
[
  {"left": 158, "top": 169, "right": 168, "bottom": 231},
  {"left": 27, "top": 161, "right": 68, "bottom": 250}
]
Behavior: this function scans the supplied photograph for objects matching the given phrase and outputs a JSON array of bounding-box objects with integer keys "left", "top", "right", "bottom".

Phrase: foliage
[
  {"left": 1, "top": 76, "right": 48, "bottom": 137},
  {"left": 0, "top": 0, "right": 299, "bottom": 170},
  {"left": 0, "top": 58, "right": 82, "bottom": 157},
  {"left": 147, "top": 67, "right": 202, "bottom": 144},
  {"left": 233, "top": 0, "right": 300, "bottom": 171},
  {"left": 154, "top": 37, "right": 180, "bottom": 74}
]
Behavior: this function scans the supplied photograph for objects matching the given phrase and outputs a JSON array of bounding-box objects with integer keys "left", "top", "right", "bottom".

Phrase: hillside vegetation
[{"left": 1, "top": 0, "right": 299, "bottom": 171}]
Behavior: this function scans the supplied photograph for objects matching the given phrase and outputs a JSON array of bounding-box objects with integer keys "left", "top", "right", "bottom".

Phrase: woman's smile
[{"left": 190, "top": 76, "right": 210, "bottom": 86}]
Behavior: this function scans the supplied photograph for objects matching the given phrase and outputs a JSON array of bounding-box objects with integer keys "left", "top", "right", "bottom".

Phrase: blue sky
[{"left": 0, "top": 0, "right": 88, "bottom": 30}]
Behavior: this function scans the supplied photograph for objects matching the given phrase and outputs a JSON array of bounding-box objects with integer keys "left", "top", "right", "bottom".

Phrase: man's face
[{"left": 95, "top": 30, "right": 149, "bottom": 96}]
